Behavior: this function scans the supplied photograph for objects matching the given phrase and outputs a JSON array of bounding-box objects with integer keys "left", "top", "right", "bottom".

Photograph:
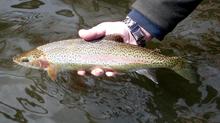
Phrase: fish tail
[{"left": 171, "top": 57, "right": 197, "bottom": 83}]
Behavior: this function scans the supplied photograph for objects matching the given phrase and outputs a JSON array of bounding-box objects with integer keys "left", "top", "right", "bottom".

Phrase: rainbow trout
[{"left": 13, "top": 38, "right": 196, "bottom": 83}]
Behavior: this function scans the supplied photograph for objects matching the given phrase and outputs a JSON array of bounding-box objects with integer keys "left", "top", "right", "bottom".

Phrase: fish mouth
[
  {"left": 12, "top": 55, "right": 19, "bottom": 64},
  {"left": 12, "top": 55, "right": 29, "bottom": 67},
  {"left": 12, "top": 56, "right": 25, "bottom": 67},
  {"left": 12, "top": 55, "right": 44, "bottom": 70}
]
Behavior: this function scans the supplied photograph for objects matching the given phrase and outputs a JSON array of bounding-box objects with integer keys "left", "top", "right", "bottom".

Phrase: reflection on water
[
  {"left": 11, "top": 0, "right": 45, "bottom": 9},
  {"left": 0, "top": 0, "right": 220, "bottom": 123},
  {"left": 56, "top": 9, "right": 74, "bottom": 17},
  {"left": 0, "top": 101, "right": 27, "bottom": 123}
]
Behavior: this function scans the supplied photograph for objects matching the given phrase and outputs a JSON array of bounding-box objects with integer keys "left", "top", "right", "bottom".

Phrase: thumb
[{"left": 78, "top": 23, "right": 107, "bottom": 41}]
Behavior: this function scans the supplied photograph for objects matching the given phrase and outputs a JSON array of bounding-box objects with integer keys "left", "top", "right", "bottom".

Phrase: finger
[
  {"left": 90, "top": 68, "right": 105, "bottom": 76},
  {"left": 105, "top": 71, "right": 117, "bottom": 77},
  {"left": 78, "top": 23, "right": 107, "bottom": 41},
  {"left": 91, "top": 68, "right": 117, "bottom": 77},
  {"left": 77, "top": 70, "right": 86, "bottom": 76},
  {"left": 103, "top": 68, "right": 117, "bottom": 77}
]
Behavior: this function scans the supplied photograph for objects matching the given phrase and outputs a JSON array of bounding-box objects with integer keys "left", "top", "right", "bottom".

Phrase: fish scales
[{"left": 37, "top": 39, "right": 178, "bottom": 69}]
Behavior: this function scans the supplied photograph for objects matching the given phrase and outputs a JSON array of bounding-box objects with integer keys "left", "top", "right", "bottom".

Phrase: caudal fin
[{"left": 171, "top": 59, "right": 197, "bottom": 83}]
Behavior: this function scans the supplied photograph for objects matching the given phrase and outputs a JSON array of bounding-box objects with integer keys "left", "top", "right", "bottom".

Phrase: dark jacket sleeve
[{"left": 128, "top": 0, "right": 202, "bottom": 40}]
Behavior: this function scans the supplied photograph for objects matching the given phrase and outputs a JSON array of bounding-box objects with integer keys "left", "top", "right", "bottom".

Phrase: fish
[{"left": 13, "top": 37, "right": 196, "bottom": 83}]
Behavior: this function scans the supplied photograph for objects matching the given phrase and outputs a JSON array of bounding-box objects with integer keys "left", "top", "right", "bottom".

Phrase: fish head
[{"left": 13, "top": 48, "right": 49, "bottom": 69}]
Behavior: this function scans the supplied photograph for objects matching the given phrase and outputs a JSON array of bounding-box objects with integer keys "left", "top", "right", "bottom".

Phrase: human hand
[{"left": 77, "top": 21, "right": 152, "bottom": 77}]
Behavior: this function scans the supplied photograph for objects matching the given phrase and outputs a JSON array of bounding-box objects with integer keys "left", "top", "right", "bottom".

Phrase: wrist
[
  {"left": 140, "top": 27, "right": 152, "bottom": 41},
  {"left": 123, "top": 16, "right": 152, "bottom": 47}
]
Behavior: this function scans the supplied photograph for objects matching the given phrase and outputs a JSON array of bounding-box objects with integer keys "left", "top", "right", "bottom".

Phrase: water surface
[{"left": 0, "top": 0, "right": 220, "bottom": 123}]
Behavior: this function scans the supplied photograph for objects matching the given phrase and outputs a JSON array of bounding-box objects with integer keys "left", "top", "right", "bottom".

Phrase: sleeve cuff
[{"left": 128, "top": 9, "right": 167, "bottom": 40}]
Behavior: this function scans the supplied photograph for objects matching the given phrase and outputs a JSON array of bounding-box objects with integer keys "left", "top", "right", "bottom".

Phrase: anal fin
[{"left": 136, "top": 69, "right": 158, "bottom": 84}]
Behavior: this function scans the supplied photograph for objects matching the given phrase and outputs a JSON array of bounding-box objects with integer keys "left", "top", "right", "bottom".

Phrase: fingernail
[
  {"left": 77, "top": 70, "right": 86, "bottom": 76},
  {"left": 91, "top": 68, "right": 104, "bottom": 76},
  {"left": 79, "top": 29, "right": 85, "bottom": 35},
  {"left": 105, "top": 71, "right": 115, "bottom": 77}
]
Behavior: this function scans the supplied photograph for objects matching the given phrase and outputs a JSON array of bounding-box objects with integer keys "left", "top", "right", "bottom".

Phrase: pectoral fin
[
  {"left": 136, "top": 69, "right": 158, "bottom": 84},
  {"left": 47, "top": 64, "right": 58, "bottom": 81}
]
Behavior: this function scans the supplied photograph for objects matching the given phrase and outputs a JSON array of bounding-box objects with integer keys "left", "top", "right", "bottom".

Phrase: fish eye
[{"left": 21, "top": 57, "right": 29, "bottom": 62}]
